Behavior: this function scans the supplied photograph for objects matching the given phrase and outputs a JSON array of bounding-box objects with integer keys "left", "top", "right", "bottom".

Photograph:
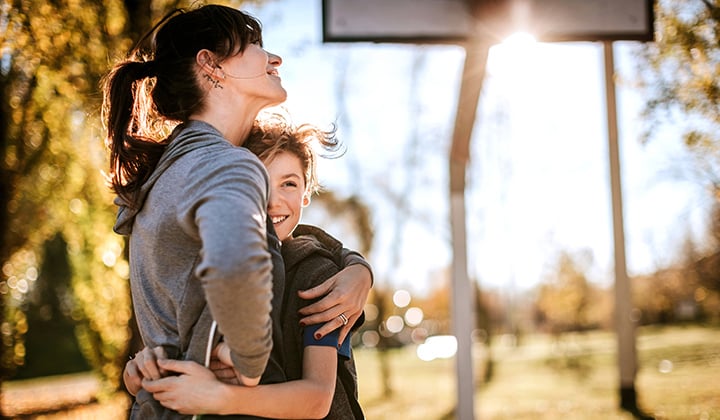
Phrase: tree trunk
[
  {"left": 0, "top": 57, "right": 10, "bottom": 385},
  {"left": 123, "top": 0, "right": 153, "bottom": 44}
]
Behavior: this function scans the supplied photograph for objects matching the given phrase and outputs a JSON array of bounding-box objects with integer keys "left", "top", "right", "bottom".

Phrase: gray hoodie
[{"left": 115, "top": 120, "right": 273, "bottom": 381}]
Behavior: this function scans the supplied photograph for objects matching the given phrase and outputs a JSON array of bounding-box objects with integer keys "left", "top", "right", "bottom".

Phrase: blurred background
[{"left": 1, "top": 0, "right": 719, "bottom": 419}]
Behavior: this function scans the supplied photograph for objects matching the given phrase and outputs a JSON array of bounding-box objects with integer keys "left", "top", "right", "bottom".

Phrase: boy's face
[{"left": 266, "top": 151, "right": 309, "bottom": 242}]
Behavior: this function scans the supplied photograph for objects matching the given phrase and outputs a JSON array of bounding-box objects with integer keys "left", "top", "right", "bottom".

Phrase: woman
[{"left": 102, "top": 5, "right": 371, "bottom": 418}]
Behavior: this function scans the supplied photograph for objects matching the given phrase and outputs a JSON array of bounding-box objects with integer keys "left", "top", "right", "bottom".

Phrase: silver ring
[{"left": 338, "top": 313, "right": 349, "bottom": 326}]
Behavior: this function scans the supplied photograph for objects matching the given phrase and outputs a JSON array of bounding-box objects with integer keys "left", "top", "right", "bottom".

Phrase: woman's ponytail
[{"left": 101, "top": 59, "right": 167, "bottom": 207}]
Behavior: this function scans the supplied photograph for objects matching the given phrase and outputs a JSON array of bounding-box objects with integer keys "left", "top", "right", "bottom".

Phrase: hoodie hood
[{"left": 113, "top": 120, "right": 226, "bottom": 235}]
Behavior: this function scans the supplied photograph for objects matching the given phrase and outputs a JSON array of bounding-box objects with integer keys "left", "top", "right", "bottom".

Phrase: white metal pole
[
  {"left": 602, "top": 40, "right": 638, "bottom": 411},
  {"left": 449, "top": 40, "right": 489, "bottom": 420}
]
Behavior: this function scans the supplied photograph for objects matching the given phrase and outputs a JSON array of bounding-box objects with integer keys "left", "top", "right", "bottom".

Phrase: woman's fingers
[
  {"left": 297, "top": 276, "right": 335, "bottom": 303},
  {"left": 305, "top": 307, "right": 360, "bottom": 342},
  {"left": 211, "top": 341, "right": 233, "bottom": 366},
  {"left": 209, "top": 358, "right": 239, "bottom": 384},
  {"left": 338, "top": 311, "right": 362, "bottom": 344},
  {"left": 298, "top": 264, "right": 372, "bottom": 340}
]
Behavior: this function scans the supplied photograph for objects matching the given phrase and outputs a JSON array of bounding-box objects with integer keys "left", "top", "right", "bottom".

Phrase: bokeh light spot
[
  {"left": 393, "top": 289, "right": 411, "bottom": 308},
  {"left": 385, "top": 315, "right": 404, "bottom": 333},
  {"left": 404, "top": 307, "right": 424, "bottom": 326}
]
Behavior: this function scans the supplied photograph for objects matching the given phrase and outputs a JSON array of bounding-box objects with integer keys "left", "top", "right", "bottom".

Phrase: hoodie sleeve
[
  {"left": 341, "top": 249, "right": 374, "bottom": 286},
  {"left": 178, "top": 146, "right": 273, "bottom": 379},
  {"left": 295, "top": 224, "right": 374, "bottom": 287}
]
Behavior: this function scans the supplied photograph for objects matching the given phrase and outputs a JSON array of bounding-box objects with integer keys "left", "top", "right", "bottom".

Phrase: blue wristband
[{"left": 303, "top": 324, "right": 352, "bottom": 359}]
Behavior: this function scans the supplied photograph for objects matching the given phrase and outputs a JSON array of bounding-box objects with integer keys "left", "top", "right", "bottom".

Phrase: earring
[
  {"left": 203, "top": 73, "right": 223, "bottom": 89},
  {"left": 216, "top": 65, "right": 226, "bottom": 80}
]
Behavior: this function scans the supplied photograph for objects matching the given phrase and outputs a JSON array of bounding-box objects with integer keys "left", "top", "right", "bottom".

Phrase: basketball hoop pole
[
  {"left": 449, "top": 37, "right": 490, "bottom": 420},
  {"left": 602, "top": 40, "right": 641, "bottom": 415}
]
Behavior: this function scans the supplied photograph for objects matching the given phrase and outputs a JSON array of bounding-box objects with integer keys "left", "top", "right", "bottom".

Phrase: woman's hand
[
  {"left": 297, "top": 264, "right": 372, "bottom": 343},
  {"left": 143, "top": 359, "right": 227, "bottom": 415},
  {"left": 209, "top": 342, "right": 239, "bottom": 385},
  {"left": 210, "top": 342, "right": 260, "bottom": 387},
  {"left": 123, "top": 346, "right": 167, "bottom": 396}
]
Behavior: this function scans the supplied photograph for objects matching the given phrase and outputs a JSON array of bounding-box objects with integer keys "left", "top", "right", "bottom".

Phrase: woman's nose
[{"left": 266, "top": 51, "right": 282, "bottom": 67}]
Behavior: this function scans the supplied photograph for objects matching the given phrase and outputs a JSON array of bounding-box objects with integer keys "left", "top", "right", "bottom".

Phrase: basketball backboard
[
  {"left": 322, "top": 0, "right": 655, "bottom": 44},
  {"left": 322, "top": 0, "right": 472, "bottom": 44}
]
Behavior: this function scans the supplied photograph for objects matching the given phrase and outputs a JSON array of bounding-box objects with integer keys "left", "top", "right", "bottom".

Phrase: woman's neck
[{"left": 190, "top": 98, "right": 264, "bottom": 146}]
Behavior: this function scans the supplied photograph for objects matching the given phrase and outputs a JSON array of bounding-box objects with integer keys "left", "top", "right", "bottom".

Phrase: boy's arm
[
  {"left": 143, "top": 346, "right": 337, "bottom": 418},
  {"left": 222, "top": 346, "right": 337, "bottom": 418}
]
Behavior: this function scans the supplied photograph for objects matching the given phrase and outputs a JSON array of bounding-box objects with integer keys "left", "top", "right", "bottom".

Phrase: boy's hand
[
  {"left": 123, "top": 346, "right": 167, "bottom": 396},
  {"left": 145, "top": 359, "right": 226, "bottom": 415}
]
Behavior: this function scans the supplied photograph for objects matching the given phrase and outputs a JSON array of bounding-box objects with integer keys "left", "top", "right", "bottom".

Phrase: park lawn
[
  {"left": 3, "top": 325, "right": 718, "bottom": 419},
  {"left": 356, "top": 325, "right": 720, "bottom": 420},
  {"left": 634, "top": 326, "right": 720, "bottom": 420}
]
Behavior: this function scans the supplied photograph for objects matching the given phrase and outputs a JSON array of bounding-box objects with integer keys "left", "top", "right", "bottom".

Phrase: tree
[
  {"left": 639, "top": 0, "right": 720, "bottom": 319},
  {"left": 0, "top": 0, "right": 260, "bottom": 394},
  {"left": 18, "top": 234, "right": 90, "bottom": 379},
  {"left": 535, "top": 250, "right": 597, "bottom": 333},
  {"left": 0, "top": 0, "right": 135, "bottom": 388},
  {"left": 640, "top": 0, "right": 720, "bottom": 194}
]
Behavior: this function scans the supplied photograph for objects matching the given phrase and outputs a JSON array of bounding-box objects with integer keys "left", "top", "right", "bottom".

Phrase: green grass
[
  {"left": 356, "top": 325, "right": 720, "bottom": 420},
  {"left": 4, "top": 325, "right": 719, "bottom": 419}
]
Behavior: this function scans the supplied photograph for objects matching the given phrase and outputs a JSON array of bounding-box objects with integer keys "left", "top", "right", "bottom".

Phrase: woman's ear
[
  {"left": 196, "top": 49, "right": 216, "bottom": 75},
  {"left": 302, "top": 192, "right": 311, "bottom": 207},
  {"left": 196, "top": 49, "right": 225, "bottom": 88}
]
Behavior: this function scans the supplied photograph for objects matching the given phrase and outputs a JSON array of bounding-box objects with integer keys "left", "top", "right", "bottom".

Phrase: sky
[{"left": 243, "top": 0, "right": 710, "bottom": 296}]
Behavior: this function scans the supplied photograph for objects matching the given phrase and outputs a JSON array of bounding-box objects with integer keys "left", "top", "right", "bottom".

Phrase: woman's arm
[
  {"left": 188, "top": 147, "right": 274, "bottom": 379},
  {"left": 143, "top": 345, "right": 338, "bottom": 419}
]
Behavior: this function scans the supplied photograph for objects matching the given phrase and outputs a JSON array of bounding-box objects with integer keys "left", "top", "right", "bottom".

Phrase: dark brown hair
[{"left": 101, "top": 5, "right": 263, "bottom": 207}]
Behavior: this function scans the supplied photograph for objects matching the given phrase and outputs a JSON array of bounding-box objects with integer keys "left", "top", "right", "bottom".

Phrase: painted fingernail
[{"left": 314, "top": 333, "right": 322, "bottom": 340}]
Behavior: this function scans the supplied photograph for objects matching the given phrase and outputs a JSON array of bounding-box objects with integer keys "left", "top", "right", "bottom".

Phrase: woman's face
[
  {"left": 266, "top": 151, "right": 309, "bottom": 242},
  {"left": 220, "top": 43, "right": 287, "bottom": 108}
]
